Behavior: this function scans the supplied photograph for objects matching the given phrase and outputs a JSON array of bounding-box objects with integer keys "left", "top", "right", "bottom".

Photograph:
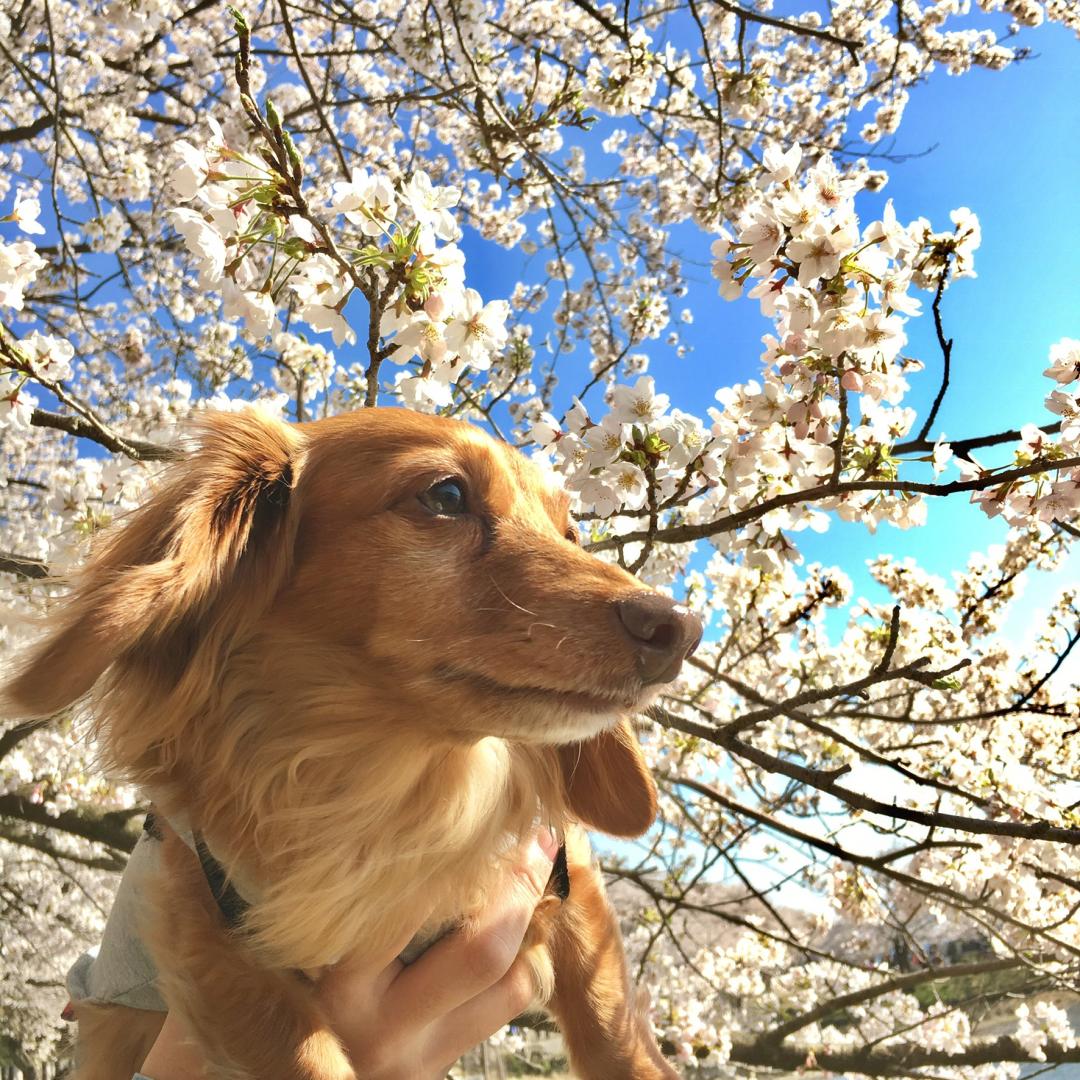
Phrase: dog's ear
[
  {"left": 558, "top": 719, "right": 658, "bottom": 838},
  {"left": 6, "top": 408, "right": 302, "bottom": 718}
]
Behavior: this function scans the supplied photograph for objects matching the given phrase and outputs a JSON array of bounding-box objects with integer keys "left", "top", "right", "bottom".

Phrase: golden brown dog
[{"left": 8, "top": 407, "right": 701, "bottom": 1079}]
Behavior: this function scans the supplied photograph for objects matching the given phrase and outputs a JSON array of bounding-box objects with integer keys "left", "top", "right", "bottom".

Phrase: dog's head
[{"left": 8, "top": 408, "right": 701, "bottom": 838}]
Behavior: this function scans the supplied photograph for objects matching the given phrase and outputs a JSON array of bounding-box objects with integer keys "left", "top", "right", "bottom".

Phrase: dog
[{"left": 7, "top": 406, "right": 702, "bottom": 1079}]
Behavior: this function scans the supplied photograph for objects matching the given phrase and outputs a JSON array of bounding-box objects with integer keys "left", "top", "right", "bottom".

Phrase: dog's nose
[{"left": 615, "top": 594, "right": 704, "bottom": 685}]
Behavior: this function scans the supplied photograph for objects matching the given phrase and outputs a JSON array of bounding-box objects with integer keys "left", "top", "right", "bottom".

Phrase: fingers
[
  {"left": 428, "top": 953, "right": 540, "bottom": 1071},
  {"left": 316, "top": 900, "right": 438, "bottom": 1036},
  {"left": 382, "top": 828, "right": 558, "bottom": 1030}
]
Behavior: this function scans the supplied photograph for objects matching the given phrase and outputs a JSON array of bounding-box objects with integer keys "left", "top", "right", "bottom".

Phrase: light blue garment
[{"left": 66, "top": 831, "right": 168, "bottom": 1012}]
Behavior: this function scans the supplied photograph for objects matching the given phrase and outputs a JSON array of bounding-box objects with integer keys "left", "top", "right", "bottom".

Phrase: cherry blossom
[
  {"left": 0, "top": 0, "right": 1078, "bottom": 1070},
  {"left": 168, "top": 208, "right": 226, "bottom": 287},
  {"left": 331, "top": 168, "right": 398, "bottom": 237},
  {"left": 6, "top": 189, "right": 45, "bottom": 236},
  {"left": 400, "top": 170, "right": 461, "bottom": 244},
  {"left": 1045, "top": 337, "right": 1080, "bottom": 384},
  {"left": 443, "top": 289, "right": 510, "bottom": 369},
  {"left": 609, "top": 376, "right": 670, "bottom": 425},
  {"left": 0, "top": 238, "right": 46, "bottom": 310}
]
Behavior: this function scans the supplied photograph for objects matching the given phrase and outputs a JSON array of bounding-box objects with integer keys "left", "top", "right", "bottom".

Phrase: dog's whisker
[
  {"left": 486, "top": 575, "right": 540, "bottom": 618},
  {"left": 565, "top": 741, "right": 585, "bottom": 786}
]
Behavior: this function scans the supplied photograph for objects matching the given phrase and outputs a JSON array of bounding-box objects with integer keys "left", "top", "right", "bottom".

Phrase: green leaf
[
  {"left": 643, "top": 432, "right": 672, "bottom": 456},
  {"left": 932, "top": 676, "right": 963, "bottom": 691},
  {"left": 227, "top": 6, "right": 248, "bottom": 31},
  {"left": 355, "top": 245, "right": 391, "bottom": 269},
  {"left": 251, "top": 183, "right": 277, "bottom": 206}
]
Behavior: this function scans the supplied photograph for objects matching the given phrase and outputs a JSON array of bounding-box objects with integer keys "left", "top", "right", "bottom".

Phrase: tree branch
[
  {"left": 31, "top": 408, "right": 176, "bottom": 461},
  {"left": 894, "top": 420, "right": 1062, "bottom": 459},
  {"left": 914, "top": 259, "right": 953, "bottom": 444},
  {"left": 0, "top": 819, "right": 127, "bottom": 871},
  {"left": 722, "top": 1035, "right": 1080, "bottom": 1074},
  {"left": 658, "top": 719, "right": 1080, "bottom": 845},
  {"left": 0, "top": 793, "right": 141, "bottom": 854},
  {"left": 0, "top": 551, "right": 48, "bottom": 578},
  {"left": 763, "top": 956, "right": 1032, "bottom": 1043},
  {"left": 0, "top": 114, "right": 56, "bottom": 144},
  {"left": 711, "top": 0, "right": 861, "bottom": 62},
  {"left": 587, "top": 454, "right": 1080, "bottom": 552}
]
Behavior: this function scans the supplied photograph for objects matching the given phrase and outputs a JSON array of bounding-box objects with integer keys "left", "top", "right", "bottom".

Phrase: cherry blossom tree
[{"left": 1, "top": 0, "right": 1078, "bottom": 1072}]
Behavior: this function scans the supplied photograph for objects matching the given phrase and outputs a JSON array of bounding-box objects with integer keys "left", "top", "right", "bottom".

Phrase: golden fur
[{"left": 8, "top": 407, "right": 685, "bottom": 1078}]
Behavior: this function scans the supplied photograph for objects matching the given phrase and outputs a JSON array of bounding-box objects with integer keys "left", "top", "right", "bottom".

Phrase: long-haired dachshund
[{"left": 7, "top": 407, "right": 701, "bottom": 1079}]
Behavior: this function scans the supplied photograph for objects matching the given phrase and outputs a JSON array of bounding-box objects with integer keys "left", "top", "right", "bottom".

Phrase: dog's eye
[{"left": 419, "top": 478, "right": 467, "bottom": 516}]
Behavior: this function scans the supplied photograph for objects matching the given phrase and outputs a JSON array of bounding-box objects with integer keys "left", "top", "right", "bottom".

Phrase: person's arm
[
  {"left": 138, "top": 828, "right": 558, "bottom": 1080},
  {"left": 137, "top": 1010, "right": 208, "bottom": 1078}
]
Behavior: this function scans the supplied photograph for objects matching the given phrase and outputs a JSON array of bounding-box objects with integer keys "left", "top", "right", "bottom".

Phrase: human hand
[
  {"left": 138, "top": 827, "right": 559, "bottom": 1080},
  {"left": 316, "top": 826, "right": 559, "bottom": 1079}
]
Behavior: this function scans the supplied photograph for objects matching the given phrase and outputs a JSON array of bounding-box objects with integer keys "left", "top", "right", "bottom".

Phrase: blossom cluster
[
  {"left": 527, "top": 148, "right": 999, "bottom": 574},
  {"left": 0, "top": 188, "right": 66, "bottom": 430},
  {"left": 957, "top": 337, "right": 1080, "bottom": 526},
  {"left": 167, "top": 120, "right": 510, "bottom": 410}
]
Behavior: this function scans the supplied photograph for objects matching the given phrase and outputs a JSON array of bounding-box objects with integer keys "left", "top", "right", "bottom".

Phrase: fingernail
[{"left": 534, "top": 826, "right": 559, "bottom": 862}]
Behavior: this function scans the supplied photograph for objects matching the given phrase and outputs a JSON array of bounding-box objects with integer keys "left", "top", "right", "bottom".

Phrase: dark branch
[
  {"left": 894, "top": 420, "right": 1062, "bottom": 460},
  {"left": 0, "top": 551, "right": 49, "bottom": 578},
  {"left": 0, "top": 793, "right": 141, "bottom": 854},
  {"left": 711, "top": 0, "right": 861, "bottom": 61},
  {"left": 914, "top": 259, "right": 954, "bottom": 444},
  {"left": 587, "top": 454, "right": 1080, "bottom": 552},
  {"left": 659, "top": 723, "right": 1080, "bottom": 845},
  {"left": 763, "top": 956, "right": 1030, "bottom": 1042},
  {"left": 723, "top": 1035, "right": 1080, "bottom": 1074},
  {"left": 0, "top": 114, "right": 56, "bottom": 144},
  {"left": 31, "top": 408, "right": 177, "bottom": 461}
]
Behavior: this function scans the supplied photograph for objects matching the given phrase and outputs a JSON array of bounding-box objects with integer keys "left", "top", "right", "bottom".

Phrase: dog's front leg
[
  {"left": 147, "top": 828, "right": 354, "bottom": 1080},
  {"left": 545, "top": 829, "right": 680, "bottom": 1080}
]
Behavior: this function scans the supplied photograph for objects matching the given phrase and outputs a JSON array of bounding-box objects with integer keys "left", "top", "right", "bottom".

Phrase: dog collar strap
[
  {"left": 193, "top": 833, "right": 251, "bottom": 930},
  {"left": 548, "top": 842, "right": 570, "bottom": 901},
  {"left": 143, "top": 812, "right": 251, "bottom": 931}
]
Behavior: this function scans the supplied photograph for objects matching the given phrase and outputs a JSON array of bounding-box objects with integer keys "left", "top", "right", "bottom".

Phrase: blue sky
[
  {"left": 457, "top": 22, "right": 1078, "bottom": 643},
  {"left": 790, "top": 21, "right": 1080, "bottom": 641},
  {"left": 549, "top": 22, "right": 1079, "bottom": 885},
  {"left": 603, "top": 23, "right": 1077, "bottom": 643}
]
